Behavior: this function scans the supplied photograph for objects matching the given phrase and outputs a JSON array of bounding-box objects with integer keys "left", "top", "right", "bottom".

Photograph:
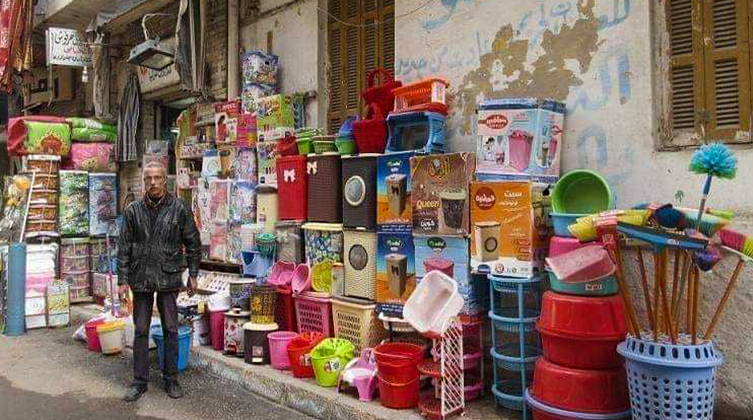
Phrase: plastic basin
[
  {"left": 525, "top": 389, "right": 631, "bottom": 420},
  {"left": 310, "top": 338, "right": 354, "bottom": 387},
  {"left": 552, "top": 170, "right": 614, "bottom": 214},
  {"left": 545, "top": 245, "right": 615, "bottom": 283},
  {"left": 151, "top": 325, "right": 193, "bottom": 371},
  {"left": 538, "top": 292, "right": 627, "bottom": 369},
  {"left": 546, "top": 269, "right": 618, "bottom": 297},
  {"left": 403, "top": 270, "right": 463, "bottom": 335},
  {"left": 287, "top": 331, "right": 325, "bottom": 378},
  {"left": 532, "top": 358, "right": 629, "bottom": 414},
  {"left": 549, "top": 236, "right": 602, "bottom": 259},
  {"left": 550, "top": 213, "right": 587, "bottom": 237}
]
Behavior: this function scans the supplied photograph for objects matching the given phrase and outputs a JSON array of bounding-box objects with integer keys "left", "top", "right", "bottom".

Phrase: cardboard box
[
  {"left": 376, "top": 231, "right": 416, "bottom": 317},
  {"left": 410, "top": 152, "right": 476, "bottom": 236},
  {"left": 414, "top": 235, "right": 484, "bottom": 315},
  {"left": 470, "top": 181, "right": 551, "bottom": 278},
  {"left": 377, "top": 152, "right": 413, "bottom": 232},
  {"left": 214, "top": 100, "right": 242, "bottom": 145},
  {"left": 476, "top": 99, "right": 564, "bottom": 184}
]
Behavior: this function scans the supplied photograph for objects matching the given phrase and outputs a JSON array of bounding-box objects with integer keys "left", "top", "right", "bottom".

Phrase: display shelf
[{"left": 418, "top": 359, "right": 443, "bottom": 378}]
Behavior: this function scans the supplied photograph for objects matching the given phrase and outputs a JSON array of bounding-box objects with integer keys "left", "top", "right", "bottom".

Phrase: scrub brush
[
  {"left": 654, "top": 205, "right": 687, "bottom": 230},
  {"left": 704, "top": 228, "right": 752, "bottom": 339},
  {"left": 677, "top": 209, "right": 729, "bottom": 237},
  {"left": 570, "top": 210, "right": 650, "bottom": 242}
]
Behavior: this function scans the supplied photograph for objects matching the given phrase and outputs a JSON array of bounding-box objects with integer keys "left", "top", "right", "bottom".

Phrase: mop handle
[{"left": 694, "top": 175, "right": 712, "bottom": 230}]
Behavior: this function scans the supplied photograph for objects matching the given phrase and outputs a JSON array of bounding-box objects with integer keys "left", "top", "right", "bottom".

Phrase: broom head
[{"left": 689, "top": 143, "right": 738, "bottom": 179}]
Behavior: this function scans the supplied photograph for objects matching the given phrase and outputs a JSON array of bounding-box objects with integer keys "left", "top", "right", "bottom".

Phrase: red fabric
[
  {"left": 6, "top": 116, "right": 68, "bottom": 156},
  {"left": 0, "top": 0, "right": 29, "bottom": 92}
]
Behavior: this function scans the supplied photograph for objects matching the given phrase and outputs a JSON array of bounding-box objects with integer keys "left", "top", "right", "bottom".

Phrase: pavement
[{"left": 0, "top": 304, "right": 520, "bottom": 420}]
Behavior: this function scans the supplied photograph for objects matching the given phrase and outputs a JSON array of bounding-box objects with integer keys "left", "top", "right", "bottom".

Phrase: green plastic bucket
[
  {"left": 552, "top": 170, "right": 614, "bottom": 214},
  {"left": 310, "top": 338, "right": 354, "bottom": 387},
  {"left": 335, "top": 138, "right": 357, "bottom": 155},
  {"left": 297, "top": 138, "right": 313, "bottom": 155}
]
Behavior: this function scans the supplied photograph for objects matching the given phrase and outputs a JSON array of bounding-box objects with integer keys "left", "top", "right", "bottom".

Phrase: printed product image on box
[
  {"left": 410, "top": 152, "right": 475, "bottom": 236},
  {"left": 470, "top": 181, "right": 551, "bottom": 278},
  {"left": 376, "top": 232, "right": 416, "bottom": 317},
  {"left": 376, "top": 152, "right": 413, "bottom": 232}
]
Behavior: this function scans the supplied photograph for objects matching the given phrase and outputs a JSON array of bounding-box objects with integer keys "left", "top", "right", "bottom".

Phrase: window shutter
[
  {"left": 379, "top": 1, "right": 395, "bottom": 74},
  {"left": 668, "top": 0, "right": 706, "bottom": 146},
  {"left": 328, "top": 0, "right": 344, "bottom": 133},
  {"left": 702, "top": 0, "right": 751, "bottom": 142}
]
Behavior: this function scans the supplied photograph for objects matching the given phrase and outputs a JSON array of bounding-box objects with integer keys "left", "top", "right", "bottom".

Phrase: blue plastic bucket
[
  {"left": 151, "top": 325, "right": 193, "bottom": 371},
  {"left": 617, "top": 336, "right": 723, "bottom": 420},
  {"left": 549, "top": 212, "right": 587, "bottom": 237}
]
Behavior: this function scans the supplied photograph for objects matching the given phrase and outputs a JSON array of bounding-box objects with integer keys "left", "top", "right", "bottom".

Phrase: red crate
[
  {"left": 276, "top": 155, "right": 307, "bottom": 220},
  {"left": 275, "top": 286, "right": 297, "bottom": 332}
]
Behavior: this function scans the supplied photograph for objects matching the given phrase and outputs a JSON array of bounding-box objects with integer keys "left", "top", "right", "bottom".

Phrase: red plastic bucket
[
  {"left": 209, "top": 309, "right": 226, "bottom": 351},
  {"left": 532, "top": 358, "right": 629, "bottom": 414},
  {"left": 85, "top": 319, "right": 106, "bottom": 352},
  {"left": 377, "top": 359, "right": 420, "bottom": 383},
  {"left": 377, "top": 375, "right": 420, "bottom": 409},
  {"left": 287, "top": 331, "right": 325, "bottom": 378},
  {"left": 373, "top": 342, "right": 424, "bottom": 365}
]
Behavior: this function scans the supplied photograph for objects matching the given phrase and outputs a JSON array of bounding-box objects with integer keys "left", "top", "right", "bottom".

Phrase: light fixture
[{"left": 127, "top": 13, "right": 175, "bottom": 71}]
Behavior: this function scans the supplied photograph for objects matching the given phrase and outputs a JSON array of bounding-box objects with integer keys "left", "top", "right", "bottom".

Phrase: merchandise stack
[
  {"left": 60, "top": 238, "right": 91, "bottom": 302},
  {"left": 23, "top": 155, "right": 62, "bottom": 238},
  {"left": 25, "top": 243, "right": 59, "bottom": 329}
]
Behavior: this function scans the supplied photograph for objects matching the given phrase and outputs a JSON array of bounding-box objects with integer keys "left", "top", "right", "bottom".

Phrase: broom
[
  {"left": 703, "top": 229, "right": 753, "bottom": 340},
  {"left": 673, "top": 144, "right": 738, "bottom": 327}
]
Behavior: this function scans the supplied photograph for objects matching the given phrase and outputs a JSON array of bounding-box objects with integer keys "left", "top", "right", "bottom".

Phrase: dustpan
[
  {"left": 616, "top": 222, "right": 707, "bottom": 252},
  {"left": 545, "top": 245, "right": 614, "bottom": 283}
]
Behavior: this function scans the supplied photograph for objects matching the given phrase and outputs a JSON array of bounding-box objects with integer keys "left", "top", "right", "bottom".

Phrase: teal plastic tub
[
  {"left": 550, "top": 212, "right": 587, "bottom": 237},
  {"left": 552, "top": 170, "right": 614, "bottom": 214},
  {"left": 546, "top": 269, "right": 618, "bottom": 297}
]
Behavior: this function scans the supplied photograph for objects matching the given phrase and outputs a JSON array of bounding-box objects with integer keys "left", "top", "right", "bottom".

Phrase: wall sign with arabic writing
[{"left": 46, "top": 27, "right": 92, "bottom": 67}]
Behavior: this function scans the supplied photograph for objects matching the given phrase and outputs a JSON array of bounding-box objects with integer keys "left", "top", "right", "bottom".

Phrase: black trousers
[{"left": 132, "top": 290, "right": 179, "bottom": 386}]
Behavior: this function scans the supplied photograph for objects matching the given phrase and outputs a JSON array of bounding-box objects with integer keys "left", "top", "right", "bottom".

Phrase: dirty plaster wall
[
  {"left": 394, "top": 0, "right": 753, "bottom": 218},
  {"left": 394, "top": 0, "right": 751, "bottom": 417},
  {"left": 241, "top": 0, "right": 323, "bottom": 126}
]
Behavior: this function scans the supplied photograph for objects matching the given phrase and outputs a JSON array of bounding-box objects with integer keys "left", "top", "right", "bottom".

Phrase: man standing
[{"left": 118, "top": 161, "right": 201, "bottom": 402}]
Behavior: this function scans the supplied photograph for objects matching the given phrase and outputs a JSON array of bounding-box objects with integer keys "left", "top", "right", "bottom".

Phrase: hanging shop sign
[
  {"left": 46, "top": 27, "right": 92, "bottom": 67},
  {"left": 137, "top": 38, "right": 180, "bottom": 94},
  {"left": 23, "top": 67, "right": 73, "bottom": 107}
]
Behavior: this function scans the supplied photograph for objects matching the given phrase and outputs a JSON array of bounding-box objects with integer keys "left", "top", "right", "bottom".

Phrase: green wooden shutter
[{"left": 702, "top": 0, "right": 751, "bottom": 142}]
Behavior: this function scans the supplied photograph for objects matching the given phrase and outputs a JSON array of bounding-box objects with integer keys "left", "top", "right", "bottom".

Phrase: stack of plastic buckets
[
  {"left": 488, "top": 275, "right": 544, "bottom": 417},
  {"left": 373, "top": 342, "right": 424, "bottom": 409}
]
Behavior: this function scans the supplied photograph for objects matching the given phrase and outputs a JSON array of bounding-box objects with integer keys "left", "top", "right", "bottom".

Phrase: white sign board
[
  {"left": 46, "top": 27, "right": 92, "bottom": 67},
  {"left": 137, "top": 38, "right": 180, "bottom": 93}
]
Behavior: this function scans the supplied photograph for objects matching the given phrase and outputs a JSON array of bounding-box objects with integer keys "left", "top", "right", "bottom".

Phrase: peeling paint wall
[
  {"left": 394, "top": 0, "right": 753, "bottom": 218},
  {"left": 241, "top": 0, "right": 324, "bottom": 126},
  {"left": 395, "top": 0, "right": 752, "bottom": 416}
]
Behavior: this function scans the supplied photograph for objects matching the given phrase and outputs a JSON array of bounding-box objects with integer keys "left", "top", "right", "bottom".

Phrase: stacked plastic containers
[
  {"left": 489, "top": 274, "right": 544, "bottom": 417},
  {"left": 525, "top": 242, "right": 631, "bottom": 419}
]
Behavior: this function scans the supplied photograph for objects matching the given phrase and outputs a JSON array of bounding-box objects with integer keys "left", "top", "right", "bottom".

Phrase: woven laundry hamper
[
  {"left": 331, "top": 296, "right": 386, "bottom": 353},
  {"left": 303, "top": 223, "right": 343, "bottom": 265},
  {"left": 256, "top": 186, "right": 279, "bottom": 233},
  {"left": 343, "top": 229, "right": 377, "bottom": 301},
  {"left": 307, "top": 152, "right": 342, "bottom": 223},
  {"left": 276, "top": 155, "right": 307, "bottom": 220},
  {"left": 342, "top": 154, "right": 378, "bottom": 230},
  {"left": 275, "top": 221, "right": 304, "bottom": 263}
]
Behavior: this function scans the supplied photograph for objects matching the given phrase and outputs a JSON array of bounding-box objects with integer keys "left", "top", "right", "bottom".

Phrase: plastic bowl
[
  {"left": 546, "top": 269, "right": 618, "bottom": 297},
  {"left": 550, "top": 213, "right": 587, "bottom": 237},
  {"left": 552, "top": 170, "right": 614, "bottom": 214},
  {"left": 549, "top": 236, "right": 602, "bottom": 259},
  {"left": 531, "top": 358, "right": 630, "bottom": 414},
  {"left": 537, "top": 291, "right": 627, "bottom": 370},
  {"left": 525, "top": 389, "right": 631, "bottom": 420},
  {"left": 545, "top": 245, "right": 614, "bottom": 283},
  {"left": 297, "top": 138, "right": 313, "bottom": 155}
]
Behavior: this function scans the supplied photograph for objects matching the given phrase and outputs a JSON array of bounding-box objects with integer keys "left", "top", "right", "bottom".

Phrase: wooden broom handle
[
  {"left": 703, "top": 258, "right": 745, "bottom": 340},
  {"left": 636, "top": 246, "right": 655, "bottom": 332},
  {"left": 614, "top": 245, "right": 641, "bottom": 337},
  {"left": 692, "top": 266, "right": 701, "bottom": 345}
]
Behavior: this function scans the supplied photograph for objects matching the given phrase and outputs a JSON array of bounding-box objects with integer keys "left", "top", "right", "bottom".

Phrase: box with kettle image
[
  {"left": 470, "top": 181, "right": 551, "bottom": 278},
  {"left": 376, "top": 231, "right": 416, "bottom": 317},
  {"left": 377, "top": 152, "right": 414, "bottom": 232},
  {"left": 410, "top": 152, "right": 476, "bottom": 236},
  {"left": 414, "top": 235, "right": 485, "bottom": 316}
]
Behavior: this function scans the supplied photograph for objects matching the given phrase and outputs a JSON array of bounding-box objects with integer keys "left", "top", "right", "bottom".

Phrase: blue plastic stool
[
  {"left": 151, "top": 325, "right": 193, "bottom": 371},
  {"left": 617, "top": 336, "right": 723, "bottom": 420}
]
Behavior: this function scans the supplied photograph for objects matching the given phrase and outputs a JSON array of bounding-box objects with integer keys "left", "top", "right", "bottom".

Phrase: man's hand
[
  {"left": 118, "top": 284, "right": 129, "bottom": 299},
  {"left": 187, "top": 276, "right": 198, "bottom": 297}
]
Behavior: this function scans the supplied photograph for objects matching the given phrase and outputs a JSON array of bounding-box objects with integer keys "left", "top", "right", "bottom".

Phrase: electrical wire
[{"left": 316, "top": 0, "right": 438, "bottom": 28}]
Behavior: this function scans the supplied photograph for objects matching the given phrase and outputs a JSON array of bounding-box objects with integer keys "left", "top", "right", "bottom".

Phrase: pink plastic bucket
[
  {"left": 209, "top": 309, "right": 226, "bottom": 351},
  {"left": 268, "top": 331, "right": 299, "bottom": 370}
]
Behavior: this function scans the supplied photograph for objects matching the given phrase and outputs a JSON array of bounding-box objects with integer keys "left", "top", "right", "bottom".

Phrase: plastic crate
[
  {"left": 275, "top": 286, "right": 297, "bottom": 332},
  {"left": 294, "top": 291, "right": 333, "bottom": 336},
  {"left": 331, "top": 297, "right": 386, "bottom": 353},
  {"left": 392, "top": 78, "right": 448, "bottom": 114}
]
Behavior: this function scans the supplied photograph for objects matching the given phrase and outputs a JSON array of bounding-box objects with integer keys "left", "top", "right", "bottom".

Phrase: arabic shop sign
[{"left": 46, "top": 28, "right": 92, "bottom": 67}]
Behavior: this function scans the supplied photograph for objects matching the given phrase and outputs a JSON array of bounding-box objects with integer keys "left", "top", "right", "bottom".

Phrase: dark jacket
[{"left": 117, "top": 193, "right": 201, "bottom": 292}]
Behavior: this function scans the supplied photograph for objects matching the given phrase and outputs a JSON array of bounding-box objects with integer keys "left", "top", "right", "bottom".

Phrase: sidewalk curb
[{"left": 69, "top": 304, "right": 515, "bottom": 420}]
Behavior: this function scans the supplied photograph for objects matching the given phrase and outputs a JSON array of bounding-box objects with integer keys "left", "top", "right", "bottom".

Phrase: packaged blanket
[
  {"left": 71, "top": 127, "right": 117, "bottom": 143},
  {"left": 64, "top": 143, "right": 116, "bottom": 172},
  {"left": 58, "top": 171, "right": 90, "bottom": 236},
  {"left": 7, "top": 117, "right": 71, "bottom": 156},
  {"left": 66, "top": 118, "right": 117, "bottom": 132}
]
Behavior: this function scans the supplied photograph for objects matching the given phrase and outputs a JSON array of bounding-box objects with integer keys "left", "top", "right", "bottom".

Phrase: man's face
[{"left": 143, "top": 167, "right": 167, "bottom": 197}]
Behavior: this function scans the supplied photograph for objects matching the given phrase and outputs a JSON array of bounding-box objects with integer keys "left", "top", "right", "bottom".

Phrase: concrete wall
[
  {"left": 393, "top": 0, "right": 753, "bottom": 217},
  {"left": 240, "top": 0, "right": 324, "bottom": 127},
  {"left": 393, "top": 0, "right": 752, "bottom": 416}
]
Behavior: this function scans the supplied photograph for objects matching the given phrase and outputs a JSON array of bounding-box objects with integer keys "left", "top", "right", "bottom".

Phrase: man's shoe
[
  {"left": 124, "top": 384, "right": 147, "bottom": 402},
  {"left": 165, "top": 380, "right": 184, "bottom": 399}
]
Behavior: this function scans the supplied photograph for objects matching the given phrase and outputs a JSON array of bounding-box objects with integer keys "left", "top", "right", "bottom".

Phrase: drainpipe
[{"left": 227, "top": 0, "right": 240, "bottom": 99}]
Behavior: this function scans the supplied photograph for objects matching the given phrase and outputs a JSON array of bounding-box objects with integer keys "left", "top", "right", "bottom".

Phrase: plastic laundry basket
[
  {"left": 331, "top": 297, "right": 386, "bottom": 353},
  {"left": 310, "top": 338, "right": 355, "bottom": 387},
  {"left": 617, "top": 336, "right": 723, "bottom": 420},
  {"left": 268, "top": 331, "right": 299, "bottom": 370},
  {"left": 294, "top": 291, "right": 334, "bottom": 336},
  {"left": 151, "top": 325, "right": 193, "bottom": 371},
  {"left": 403, "top": 270, "right": 464, "bottom": 336}
]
